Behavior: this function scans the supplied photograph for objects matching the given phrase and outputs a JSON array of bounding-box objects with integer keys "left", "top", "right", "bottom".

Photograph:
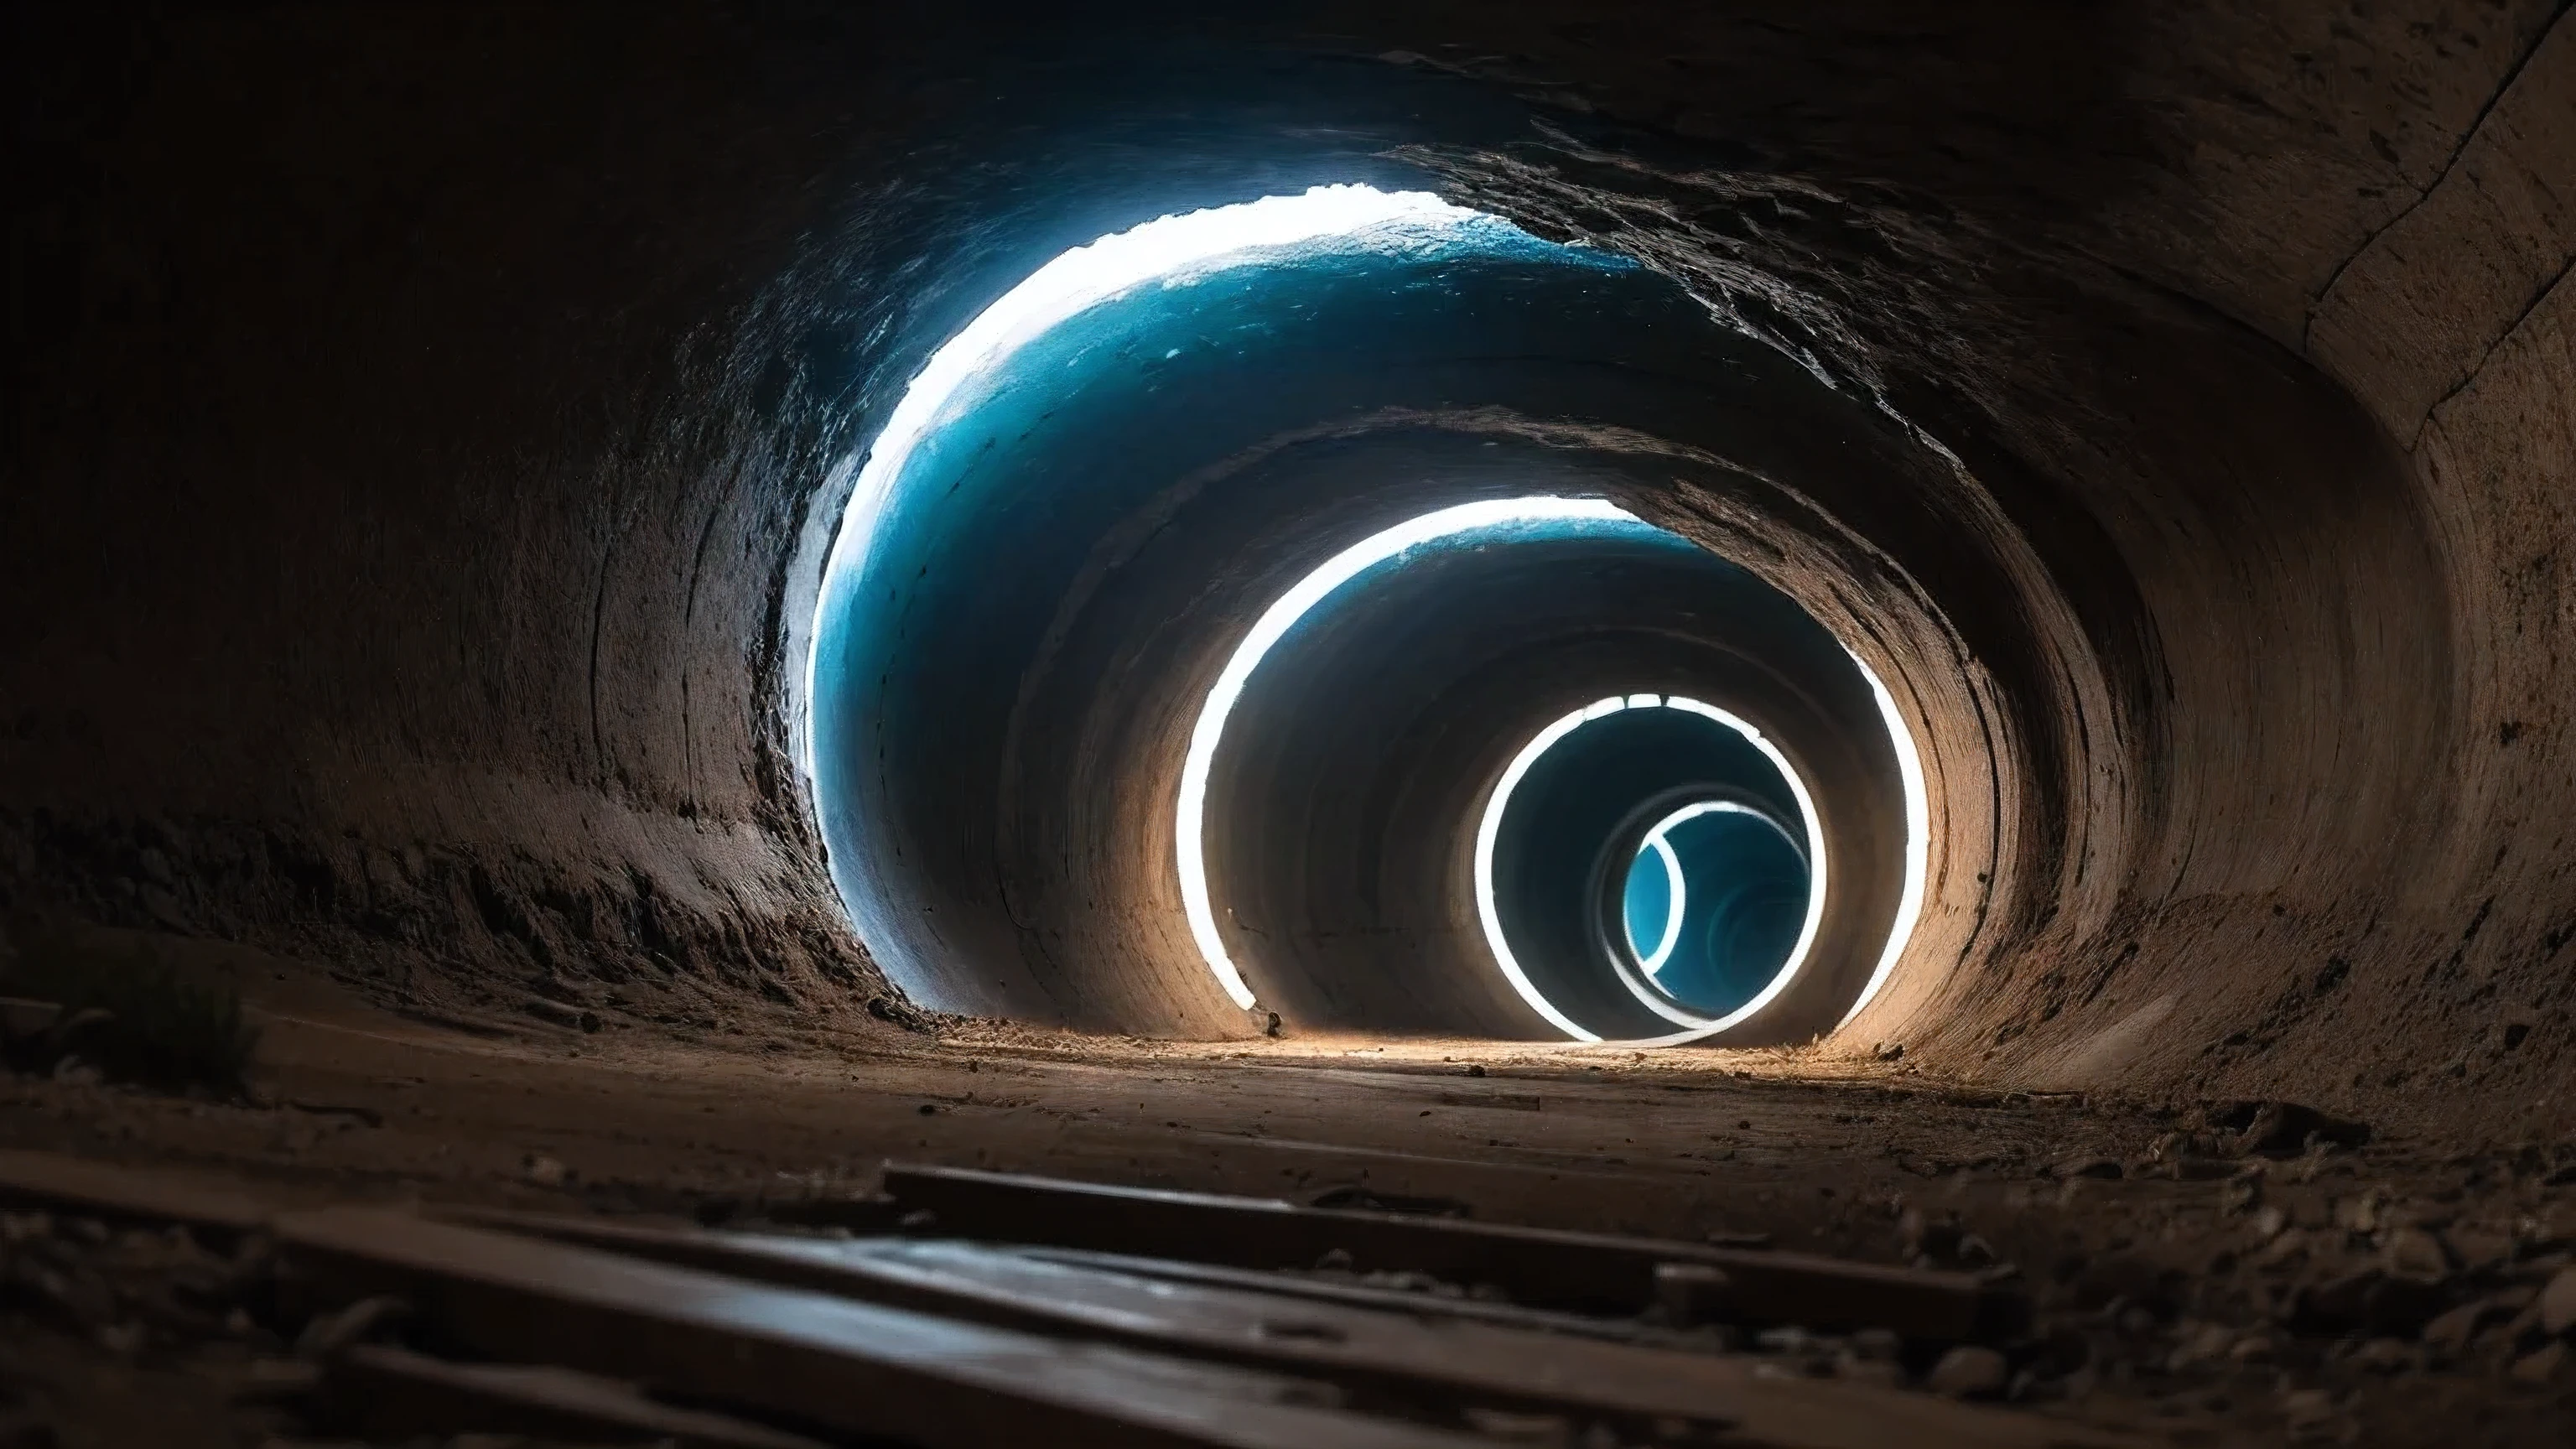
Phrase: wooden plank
[
  {"left": 274, "top": 1207, "right": 1486, "bottom": 1449},
  {"left": 1017, "top": 1244, "right": 1695, "bottom": 1343},
  {"left": 461, "top": 1204, "right": 1709, "bottom": 1343},
  {"left": 448, "top": 1209, "right": 2136, "bottom": 1449},
  {"left": 880, "top": 1161, "right": 2023, "bottom": 1341},
  {"left": 444, "top": 1209, "right": 1736, "bottom": 1433},
  {"left": 327, "top": 1344, "right": 831, "bottom": 1449},
  {"left": 0, "top": 1147, "right": 273, "bottom": 1238}
]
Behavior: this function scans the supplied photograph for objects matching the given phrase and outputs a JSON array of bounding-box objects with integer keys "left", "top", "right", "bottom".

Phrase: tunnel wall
[
  {"left": 4, "top": 2, "right": 2570, "bottom": 1134},
  {"left": 808, "top": 227, "right": 1971, "bottom": 1041},
  {"left": 0, "top": 5, "right": 915, "bottom": 1024},
  {"left": 1359, "top": 0, "right": 2573, "bottom": 1133}
]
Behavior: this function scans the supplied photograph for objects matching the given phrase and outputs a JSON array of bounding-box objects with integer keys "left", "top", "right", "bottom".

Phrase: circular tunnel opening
[
  {"left": 20, "top": 15, "right": 2576, "bottom": 1439},
  {"left": 1628, "top": 794, "right": 1813, "bottom": 1010},
  {"left": 14, "top": 2, "right": 2560, "bottom": 1213},
  {"left": 805, "top": 181, "right": 1932, "bottom": 1046},
  {"left": 1476, "top": 693, "right": 1829, "bottom": 1043},
  {"left": 1173, "top": 495, "right": 1644, "bottom": 1015},
  {"left": 1623, "top": 801, "right": 1810, "bottom": 1018}
]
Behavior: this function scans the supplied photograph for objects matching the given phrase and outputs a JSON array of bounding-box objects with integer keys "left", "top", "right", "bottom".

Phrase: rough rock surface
[{"left": 3, "top": 2, "right": 2572, "bottom": 1135}]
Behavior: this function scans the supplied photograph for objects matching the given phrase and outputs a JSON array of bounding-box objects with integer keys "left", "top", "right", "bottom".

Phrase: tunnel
[
  {"left": 801, "top": 192, "right": 1924, "bottom": 1047},
  {"left": 8, "top": 0, "right": 2575, "bottom": 1164}
]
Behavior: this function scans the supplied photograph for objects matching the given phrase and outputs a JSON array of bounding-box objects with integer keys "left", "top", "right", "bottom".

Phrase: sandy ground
[{"left": 1, "top": 930, "right": 2571, "bottom": 1446}]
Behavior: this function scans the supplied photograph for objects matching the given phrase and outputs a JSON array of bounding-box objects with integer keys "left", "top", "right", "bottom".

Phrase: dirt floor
[{"left": 1, "top": 931, "right": 2572, "bottom": 1447}]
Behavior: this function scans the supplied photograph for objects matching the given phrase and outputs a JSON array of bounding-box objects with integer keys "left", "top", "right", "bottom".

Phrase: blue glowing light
[
  {"left": 800, "top": 183, "right": 1930, "bottom": 1041},
  {"left": 1623, "top": 800, "right": 1812, "bottom": 1017},
  {"left": 1624, "top": 830, "right": 1685, "bottom": 974},
  {"left": 1476, "top": 693, "right": 1828, "bottom": 1042},
  {"left": 807, "top": 185, "right": 1489, "bottom": 783}
]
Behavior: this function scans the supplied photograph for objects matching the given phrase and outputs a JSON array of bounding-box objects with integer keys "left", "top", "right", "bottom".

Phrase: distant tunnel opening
[
  {"left": 803, "top": 190, "right": 1923, "bottom": 1046},
  {"left": 1620, "top": 799, "right": 1810, "bottom": 1017},
  {"left": 11, "top": 4, "right": 2566, "bottom": 1135},
  {"left": 1479, "top": 693, "right": 1829, "bottom": 1042}
]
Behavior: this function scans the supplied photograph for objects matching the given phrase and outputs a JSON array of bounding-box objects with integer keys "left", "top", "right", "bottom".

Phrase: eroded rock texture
[{"left": 5, "top": 2, "right": 2571, "bottom": 1135}]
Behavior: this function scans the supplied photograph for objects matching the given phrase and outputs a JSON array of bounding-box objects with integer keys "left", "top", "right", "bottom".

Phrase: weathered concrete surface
[{"left": 5, "top": 2, "right": 2573, "bottom": 1137}]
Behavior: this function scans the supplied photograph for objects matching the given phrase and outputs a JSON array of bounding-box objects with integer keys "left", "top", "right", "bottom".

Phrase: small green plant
[{"left": 0, "top": 924, "right": 260, "bottom": 1097}]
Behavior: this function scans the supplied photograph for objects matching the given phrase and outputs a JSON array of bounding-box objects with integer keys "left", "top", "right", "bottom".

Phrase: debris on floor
[
  {"left": 1, "top": 1015, "right": 2571, "bottom": 1448},
  {"left": 0, "top": 1148, "right": 2162, "bottom": 1448}
]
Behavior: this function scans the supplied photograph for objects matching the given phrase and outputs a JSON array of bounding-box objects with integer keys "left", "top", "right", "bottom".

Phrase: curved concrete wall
[{"left": 4, "top": 2, "right": 2568, "bottom": 1135}]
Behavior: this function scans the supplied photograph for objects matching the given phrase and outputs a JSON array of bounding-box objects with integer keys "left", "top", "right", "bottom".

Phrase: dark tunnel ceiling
[{"left": 3, "top": 2, "right": 2571, "bottom": 1138}]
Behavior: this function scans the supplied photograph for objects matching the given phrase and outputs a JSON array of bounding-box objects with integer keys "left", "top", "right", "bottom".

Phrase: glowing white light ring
[
  {"left": 1632, "top": 698, "right": 1834, "bottom": 1043},
  {"left": 1477, "top": 694, "right": 1831, "bottom": 1042},
  {"left": 795, "top": 182, "right": 1934, "bottom": 1037},
  {"left": 1473, "top": 702, "right": 1616, "bottom": 1039},
  {"left": 803, "top": 184, "right": 1483, "bottom": 781},
  {"left": 1831, "top": 648, "right": 1931, "bottom": 1030},
  {"left": 1629, "top": 798, "right": 1805, "bottom": 979},
  {"left": 1645, "top": 799, "right": 1795, "bottom": 854},
  {"left": 1633, "top": 834, "right": 1685, "bottom": 976},
  {"left": 1179, "top": 496, "right": 1634, "bottom": 1010},
  {"left": 1597, "top": 794, "right": 1782, "bottom": 1021}
]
